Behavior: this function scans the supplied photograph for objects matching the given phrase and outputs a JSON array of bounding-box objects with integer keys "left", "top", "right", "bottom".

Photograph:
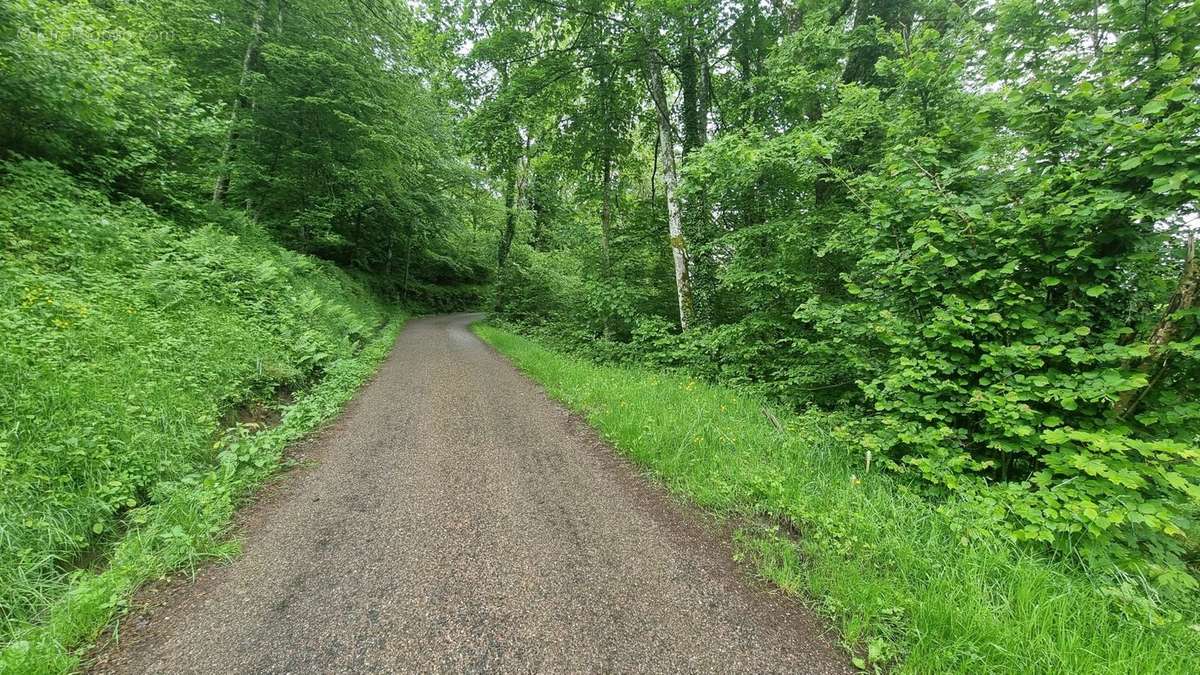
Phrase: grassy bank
[
  {"left": 475, "top": 324, "right": 1200, "bottom": 673},
  {"left": 0, "top": 161, "right": 403, "bottom": 672}
]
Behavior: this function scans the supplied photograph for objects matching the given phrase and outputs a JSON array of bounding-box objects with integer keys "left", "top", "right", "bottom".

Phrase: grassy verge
[
  {"left": 0, "top": 316, "right": 401, "bottom": 673},
  {"left": 475, "top": 324, "right": 1200, "bottom": 674},
  {"left": 0, "top": 160, "right": 405, "bottom": 672}
]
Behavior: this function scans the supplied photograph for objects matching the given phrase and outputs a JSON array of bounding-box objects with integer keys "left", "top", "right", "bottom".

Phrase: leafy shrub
[
  {"left": 0, "top": 0, "right": 218, "bottom": 207},
  {"left": 837, "top": 11, "right": 1200, "bottom": 597}
]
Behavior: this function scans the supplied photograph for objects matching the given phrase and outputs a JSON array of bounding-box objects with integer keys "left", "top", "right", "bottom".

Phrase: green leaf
[
  {"left": 1044, "top": 428, "right": 1070, "bottom": 443},
  {"left": 1075, "top": 326, "right": 1091, "bottom": 336},
  {"left": 1085, "top": 285, "right": 1106, "bottom": 297},
  {"left": 1141, "top": 99, "right": 1167, "bottom": 115},
  {"left": 1118, "top": 156, "right": 1143, "bottom": 171},
  {"left": 1157, "top": 54, "right": 1181, "bottom": 72}
]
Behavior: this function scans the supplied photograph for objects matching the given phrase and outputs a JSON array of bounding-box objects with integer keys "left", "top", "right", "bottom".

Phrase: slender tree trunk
[
  {"left": 529, "top": 175, "right": 545, "bottom": 250},
  {"left": 401, "top": 225, "right": 413, "bottom": 304},
  {"left": 213, "top": 0, "right": 268, "bottom": 205},
  {"left": 497, "top": 162, "right": 518, "bottom": 270},
  {"left": 495, "top": 132, "right": 528, "bottom": 315},
  {"left": 698, "top": 43, "right": 711, "bottom": 147},
  {"left": 598, "top": 154, "right": 615, "bottom": 338},
  {"left": 646, "top": 43, "right": 694, "bottom": 331},
  {"left": 680, "top": 23, "right": 714, "bottom": 325},
  {"left": 1115, "top": 235, "right": 1198, "bottom": 418},
  {"left": 516, "top": 135, "right": 531, "bottom": 212},
  {"left": 599, "top": 154, "right": 613, "bottom": 275},
  {"left": 498, "top": 134, "right": 529, "bottom": 267}
]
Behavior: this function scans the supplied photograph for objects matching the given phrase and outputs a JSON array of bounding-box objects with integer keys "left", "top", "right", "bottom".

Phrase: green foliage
[
  {"left": 0, "top": 305, "right": 403, "bottom": 675},
  {"left": 477, "top": 324, "right": 1200, "bottom": 672},
  {"left": 3, "top": 0, "right": 1198, "bottom": 667},
  {"left": 231, "top": 0, "right": 474, "bottom": 272},
  {"left": 823, "top": 0, "right": 1200, "bottom": 598},
  {"left": 0, "top": 0, "right": 492, "bottom": 300},
  {"left": 0, "top": 160, "right": 395, "bottom": 646},
  {"left": 0, "top": 0, "right": 493, "bottom": 660},
  {"left": 0, "top": 0, "right": 219, "bottom": 208},
  {"left": 475, "top": 0, "right": 1200, "bottom": 604}
]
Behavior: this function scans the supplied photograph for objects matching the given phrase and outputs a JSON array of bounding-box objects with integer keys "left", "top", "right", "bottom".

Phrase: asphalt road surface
[{"left": 91, "top": 314, "right": 849, "bottom": 674}]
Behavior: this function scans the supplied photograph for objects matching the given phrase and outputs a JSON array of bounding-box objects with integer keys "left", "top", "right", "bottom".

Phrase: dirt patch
[{"left": 217, "top": 384, "right": 296, "bottom": 434}]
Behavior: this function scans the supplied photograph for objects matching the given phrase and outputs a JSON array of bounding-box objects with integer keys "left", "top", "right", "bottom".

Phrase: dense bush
[
  {"left": 0, "top": 0, "right": 218, "bottom": 209},
  {"left": 725, "top": 0, "right": 1200, "bottom": 598}
]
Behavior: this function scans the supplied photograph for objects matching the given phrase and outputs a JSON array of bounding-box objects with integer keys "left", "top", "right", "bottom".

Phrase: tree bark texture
[
  {"left": 646, "top": 43, "right": 695, "bottom": 331},
  {"left": 213, "top": 0, "right": 268, "bottom": 205}
]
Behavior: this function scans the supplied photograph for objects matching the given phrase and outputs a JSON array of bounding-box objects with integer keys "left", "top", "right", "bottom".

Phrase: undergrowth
[
  {"left": 475, "top": 324, "right": 1200, "bottom": 673},
  {"left": 0, "top": 160, "right": 403, "bottom": 672}
]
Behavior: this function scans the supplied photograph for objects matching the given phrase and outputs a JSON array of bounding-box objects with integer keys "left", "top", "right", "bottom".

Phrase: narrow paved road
[{"left": 92, "top": 314, "right": 848, "bottom": 674}]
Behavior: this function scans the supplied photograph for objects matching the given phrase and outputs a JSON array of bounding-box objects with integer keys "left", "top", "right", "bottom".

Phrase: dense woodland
[{"left": 1, "top": 0, "right": 1199, "bottom": 669}]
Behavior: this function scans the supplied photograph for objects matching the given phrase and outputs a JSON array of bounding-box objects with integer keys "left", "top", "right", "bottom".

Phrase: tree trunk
[
  {"left": 599, "top": 153, "right": 613, "bottom": 275},
  {"left": 681, "top": 25, "right": 713, "bottom": 326},
  {"left": 213, "top": 0, "right": 268, "bottom": 205},
  {"left": 599, "top": 153, "right": 615, "bottom": 338},
  {"left": 680, "top": 21, "right": 702, "bottom": 156},
  {"left": 646, "top": 43, "right": 695, "bottom": 331},
  {"left": 401, "top": 225, "right": 414, "bottom": 304},
  {"left": 495, "top": 131, "right": 527, "bottom": 311},
  {"left": 842, "top": 0, "right": 913, "bottom": 85},
  {"left": 1115, "top": 235, "right": 1198, "bottom": 418},
  {"left": 497, "top": 161, "right": 518, "bottom": 270},
  {"left": 698, "top": 42, "right": 711, "bottom": 147}
]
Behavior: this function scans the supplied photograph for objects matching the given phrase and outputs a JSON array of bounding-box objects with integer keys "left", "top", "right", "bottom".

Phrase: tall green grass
[
  {"left": 0, "top": 160, "right": 403, "bottom": 671},
  {"left": 475, "top": 324, "right": 1200, "bottom": 673}
]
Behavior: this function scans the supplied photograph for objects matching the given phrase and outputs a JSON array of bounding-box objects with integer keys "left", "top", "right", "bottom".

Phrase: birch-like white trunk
[
  {"left": 599, "top": 154, "right": 613, "bottom": 274},
  {"left": 646, "top": 46, "right": 694, "bottom": 331},
  {"left": 212, "top": 0, "right": 267, "bottom": 205}
]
